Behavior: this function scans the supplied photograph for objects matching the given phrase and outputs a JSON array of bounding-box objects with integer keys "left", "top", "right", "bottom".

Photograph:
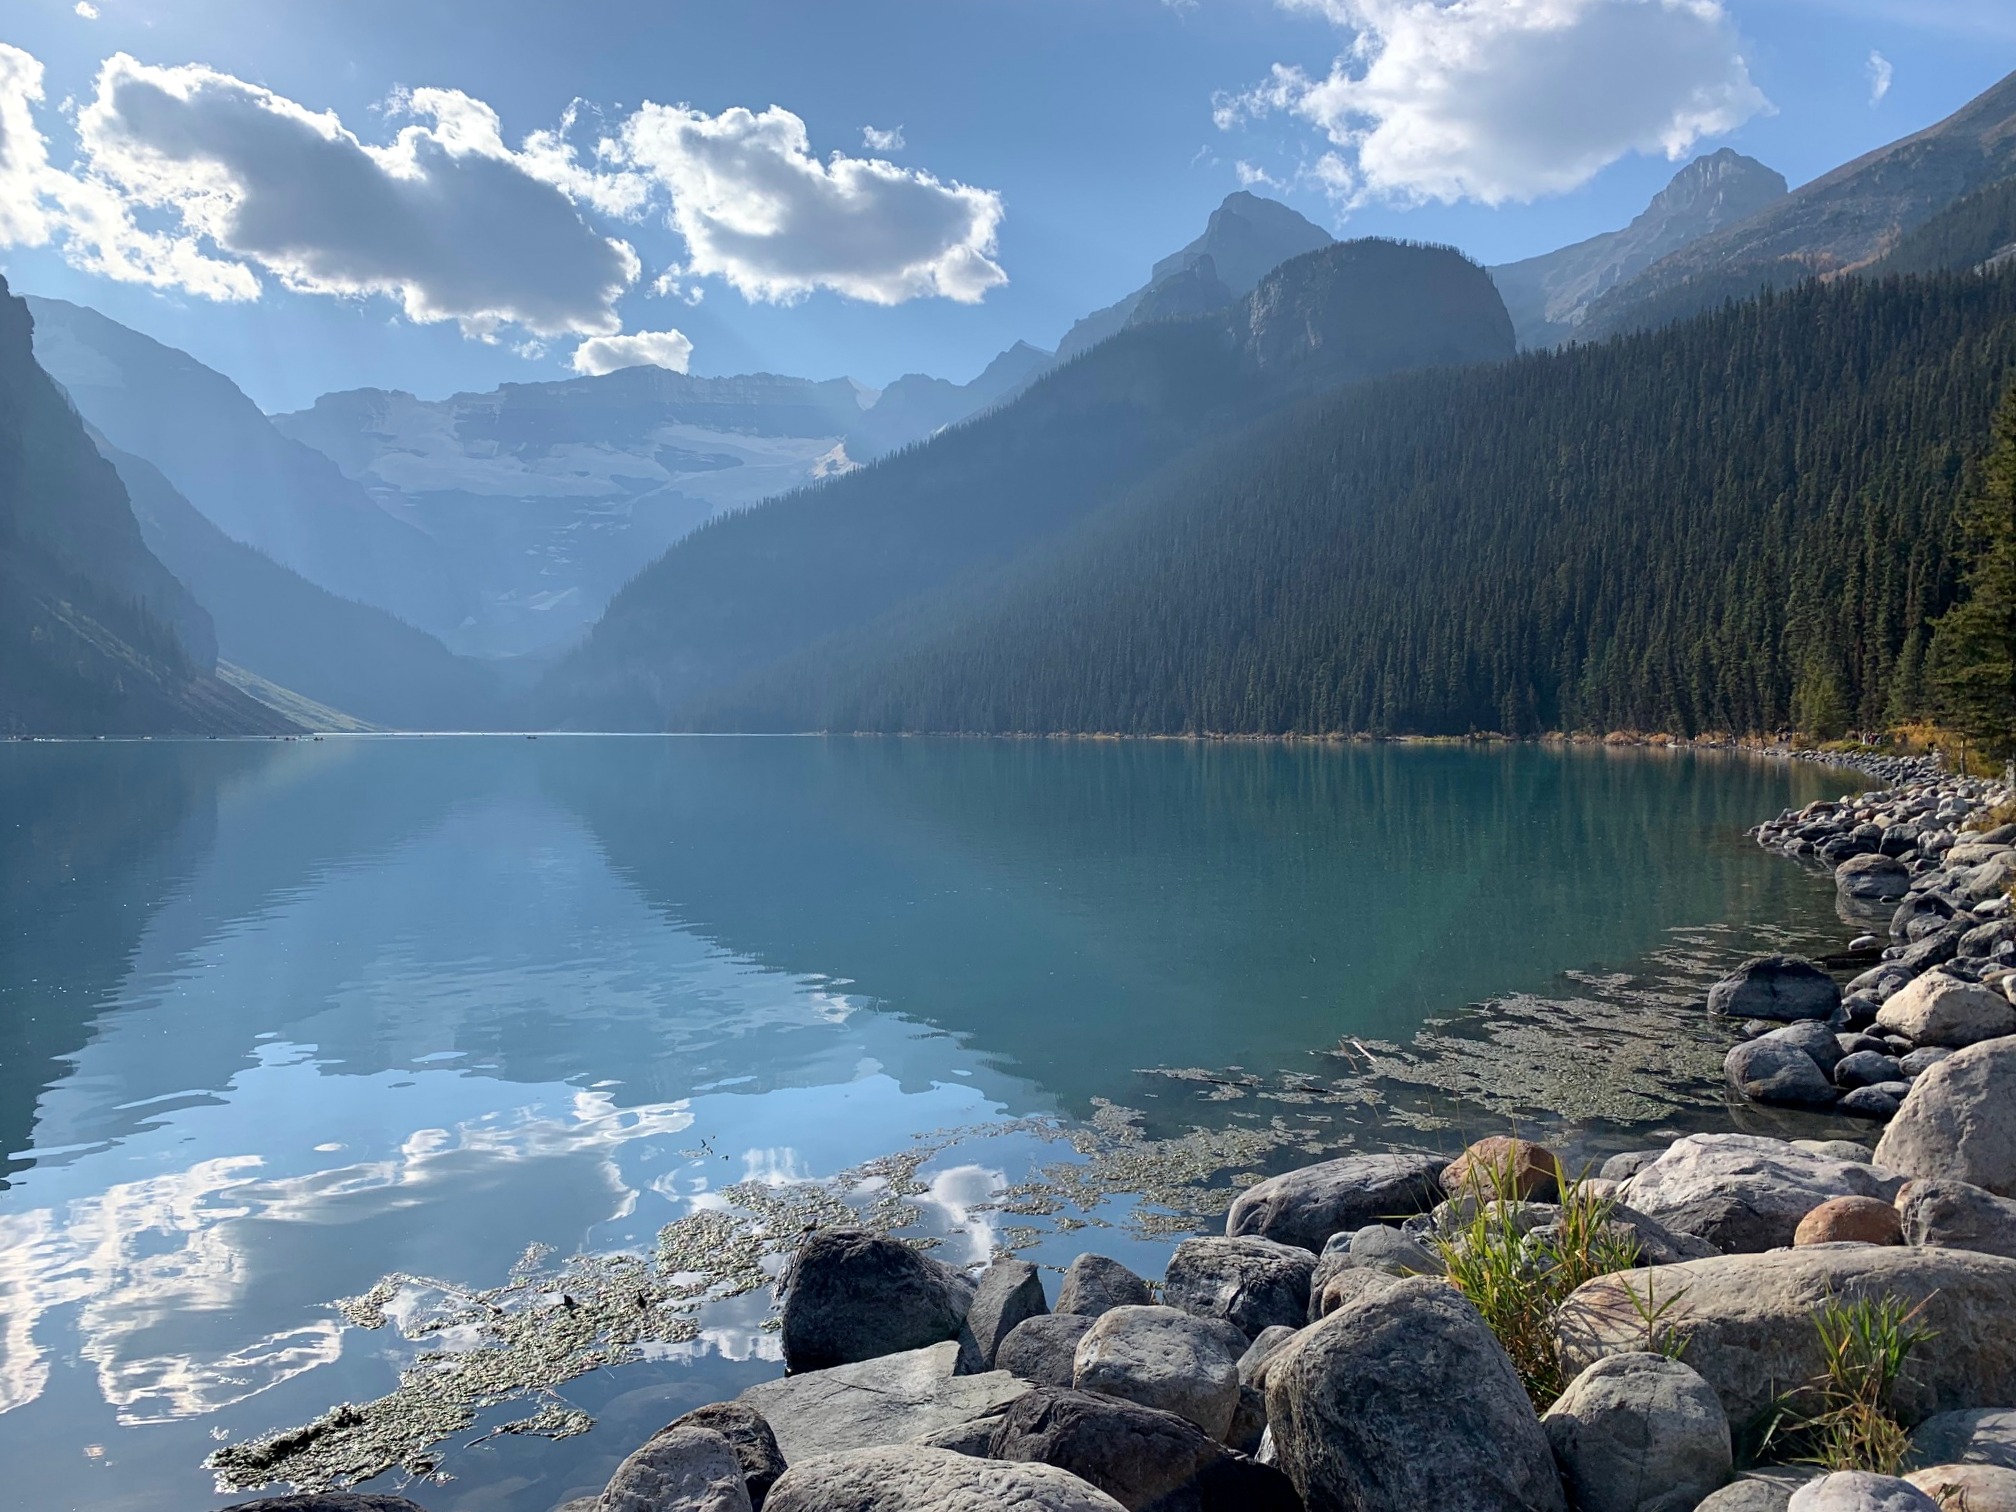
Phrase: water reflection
[{"left": 0, "top": 737, "right": 1841, "bottom": 1511}]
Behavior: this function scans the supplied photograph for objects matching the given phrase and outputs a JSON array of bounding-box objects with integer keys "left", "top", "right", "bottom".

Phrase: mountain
[
  {"left": 0, "top": 276, "right": 293, "bottom": 736},
  {"left": 1866, "top": 176, "right": 2016, "bottom": 278},
  {"left": 542, "top": 237, "right": 1514, "bottom": 729},
  {"left": 714, "top": 266, "right": 2016, "bottom": 739},
  {"left": 24, "top": 296, "right": 467, "bottom": 644},
  {"left": 1580, "top": 68, "right": 2016, "bottom": 339},
  {"left": 1489, "top": 149, "right": 1787, "bottom": 348},
  {"left": 271, "top": 368, "right": 874, "bottom": 657},
  {"left": 98, "top": 442, "right": 506, "bottom": 730},
  {"left": 845, "top": 341, "right": 1056, "bottom": 460},
  {"left": 1055, "top": 191, "right": 1335, "bottom": 362}
]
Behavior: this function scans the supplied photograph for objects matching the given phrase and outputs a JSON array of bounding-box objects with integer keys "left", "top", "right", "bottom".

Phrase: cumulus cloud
[
  {"left": 616, "top": 103, "right": 1005, "bottom": 304},
  {"left": 0, "top": 46, "right": 54, "bottom": 247},
  {"left": 1867, "top": 50, "right": 1894, "bottom": 105},
  {"left": 1220, "top": 0, "right": 1770, "bottom": 206},
  {"left": 570, "top": 326, "right": 694, "bottom": 375},
  {"left": 75, "top": 2, "right": 99, "bottom": 18},
  {"left": 861, "top": 124, "right": 905, "bottom": 152}
]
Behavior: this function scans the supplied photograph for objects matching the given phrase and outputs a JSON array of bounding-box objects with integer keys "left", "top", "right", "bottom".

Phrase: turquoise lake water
[{"left": 0, "top": 737, "right": 1847, "bottom": 1510}]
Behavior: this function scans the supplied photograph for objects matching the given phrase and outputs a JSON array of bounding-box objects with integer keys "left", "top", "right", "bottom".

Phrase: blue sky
[{"left": 0, "top": 0, "right": 2010, "bottom": 412}]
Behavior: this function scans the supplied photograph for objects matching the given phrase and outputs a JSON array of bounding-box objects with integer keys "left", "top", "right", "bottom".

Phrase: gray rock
[
  {"left": 1693, "top": 1470, "right": 1820, "bottom": 1512},
  {"left": 1162, "top": 1236, "right": 1314, "bottom": 1340},
  {"left": 1617, "top": 1134, "right": 1903, "bottom": 1253},
  {"left": 1056, "top": 1254, "right": 1154, "bottom": 1318},
  {"left": 1898, "top": 1177, "right": 2016, "bottom": 1258},
  {"left": 1237, "top": 1326, "right": 1300, "bottom": 1391},
  {"left": 1224, "top": 1151, "right": 1445, "bottom": 1253},
  {"left": 1841, "top": 1087, "right": 1905, "bottom": 1119},
  {"left": 1785, "top": 1472, "right": 1938, "bottom": 1512},
  {"left": 1267, "top": 1275, "right": 1565, "bottom": 1512},
  {"left": 1226, "top": 1382, "right": 1267, "bottom": 1458},
  {"left": 1877, "top": 1040, "right": 2016, "bottom": 1196},
  {"left": 1960, "top": 919, "right": 2016, "bottom": 958},
  {"left": 1836, "top": 1051, "right": 1907, "bottom": 1089},
  {"left": 998, "top": 1314, "right": 1096, "bottom": 1387},
  {"left": 763, "top": 1445, "right": 1128, "bottom": 1512},
  {"left": 1072, "top": 1305, "right": 1241, "bottom": 1440},
  {"left": 1308, "top": 1223, "right": 1444, "bottom": 1306},
  {"left": 1601, "top": 1150, "right": 1664, "bottom": 1182},
  {"left": 1709, "top": 956, "right": 1843, "bottom": 1021},
  {"left": 1554, "top": 1246, "right": 2016, "bottom": 1427},
  {"left": 599, "top": 1425, "right": 753, "bottom": 1512},
  {"left": 663, "top": 1403, "right": 787, "bottom": 1509},
  {"left": 958, "top": 1259, "right": 1048, "bottom": 1374},
  {"left": 1793, "top": 1140, "right": 1877, "bottom": 1163},
  {"left": 1765, "top": 1019, "right": 1849, "bottom": 1076},
  {"left": 1900, "top": 927, "right": 1967, "bottom": 975},
  {"left": 1839, "top": 856, "right": 1914, "bottom": 906},
  {"left": 1903, "top": 1046, "right": 1956, "bottom": 1077},
  {"left": 1600, "top": 1204, "right": 1719, "bottom": 1266},
  {"left": 1876, "top": 972, "right": 2016, "bottom": 1049},
  {"left": 1541, "top": 1353, "right": 1732, "bottom": 1512},
  {"left": 1908, "top": 1408, "right": 2016, "bottom": 1471},
  {"left": 1905, "top": 1464, "right": 2016, "bottom": 1512},
  {"left": 912, "top": 1414, "right": 1007, "bottom": 1457},
  {"left": 988, "top": 1386, "right": 1300, "bottom": 1511},
  {"left": 739, "top": 1341, "right": 1028, "bottom": 1463},
  {"left": 1726, "top": 1039, "right": 1838, "bottom": 1107},
  {"left": 1954, "top": 853, "right": 2016, "bottom": 903},
  {"left": 779, "top": 1229, "right": 974, "bottom": 1373}
]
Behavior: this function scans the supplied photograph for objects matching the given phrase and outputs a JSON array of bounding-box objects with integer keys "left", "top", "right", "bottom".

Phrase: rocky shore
[{"left": 222, "top": 763, "right": 2016, "bottom": 1512}]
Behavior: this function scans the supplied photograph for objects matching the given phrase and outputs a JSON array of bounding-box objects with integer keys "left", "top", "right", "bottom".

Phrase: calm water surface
[{"left": 0, "top": 737, "right": 1844, "bottom": 1510}]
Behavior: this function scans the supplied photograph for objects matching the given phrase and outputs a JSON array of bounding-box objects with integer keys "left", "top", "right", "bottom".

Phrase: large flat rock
[{"left": 739, "top": 1341, "right": 1029, "bottom": 1463}]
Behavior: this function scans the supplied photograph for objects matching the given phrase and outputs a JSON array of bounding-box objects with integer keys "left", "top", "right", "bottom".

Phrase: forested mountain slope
[
  {"left": 0, "top": 277, "right": 293, "bottom": 736},
  {"left": 545, "top": 238, "right": 1514, "bottom": 729},
  {"left": 695, "top": 269, "right": 2016, "bottom": 739}
]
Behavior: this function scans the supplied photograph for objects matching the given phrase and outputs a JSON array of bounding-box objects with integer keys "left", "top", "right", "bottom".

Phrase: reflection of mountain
[{"left": 542, "top": 739, "right": 1841, "bottom": 1108}]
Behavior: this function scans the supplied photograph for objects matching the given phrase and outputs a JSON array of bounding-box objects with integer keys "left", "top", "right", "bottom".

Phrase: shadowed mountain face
[
  {"left": 1490, "top": 149, "right": 1788, "bottom": 348},
  {"left": 1579, "top": 68, "right": 2016, "bottom": 339},
  {"left": 25, "top": 296, "right": 468, "bottom": 645},
  {"left": 542, "top": 237, "right": 1513, "bottom": 731},
  {"left": 0, "top": 275, "right": 291, "bottom": 737}
]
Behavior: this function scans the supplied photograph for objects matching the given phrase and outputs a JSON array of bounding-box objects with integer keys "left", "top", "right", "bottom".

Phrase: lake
[{"left": 0, "top": 736, "right": 1847, "bottom": 1510}]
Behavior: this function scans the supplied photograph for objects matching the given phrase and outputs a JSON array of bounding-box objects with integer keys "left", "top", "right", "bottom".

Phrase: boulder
[
  {"left": 999, "top": 1314, "right": 1097, "bottom": 1387},
  {"left": 1793, "top": 1196, "right": 1903, "bottom": 1246},
  {"left": 1954, "top": 853, "right": 2016, "bottom": 903},
  {"left": 988, "top": 1386, "right": 1300, "bottom": 1512},
  {"left": 1617, "top": 1134, "right": 1902, "bottom": 1253},
  {"left": 1266, "top": 1275, "right": 1565, "bottom": 1512},
  {"left": 1876, "top": 1041, "right": 2016, "bottom": 1196},
  {"left": 1237, "top": 1326, "right": 1300, "bottom": 1393},
  {"left": 1308, "top": 1224, "right": 1443, "bottom": 1302},
  {"left": 1726, "top": 1039, "right": 1838, "bottom": 1107},
  {"left": 779, "top": 1229, "right": 973, "bottom": 1373},
  {"left": 739, "top": 1341, "right": 1028, "bottom": 1463},
  {"left": 663, "top": 1403, "right": 788, "bottom": 1509},
  {"left": 1310, "top": 1263, "right": 1411, "bottom": 1323},
  {"left": 1161, "top": 1237, "right": 1314, "bottom": 1340},
  {"left": 1905, "top": 1464, "right": 2016, "bottom": 1512},
  {"left": 1541, "top": 1353, "right": 1732, "bottom": 1512},
  {"left": 958, "top": 1258, "right": 1048, "bottom": 1374},
  {"left": 1224, "top": 1151, "right": 1445, "bottom": 1253},
  {"left": 1694, "top": 1471, "right": 1822, "bottom": 1512},
  {"left": 763, "top": 1445, "right": 1127, "bottom": 1512},
  {"left": 1602, "top": 1151, "right": 1664, "bottom": 1182},
  {"left": 1072, "top": 1306, "right": 1241, "bottom": 1440},
  {"left": 1766, "top": 1020, "right": 1850, "bottom": 1076},
  {"left": 1897, "top": 1178, "right": 2016, "bottom": 1259},
  {"left": 1837, "top": 1052, "right": 1908, "bottom": 1090},
  {"left": 913, "top": 1414, "right": 1007, "bottom": 1457},
  {"left": 1441, "top": 1136, "right": 1561, "bottom": 1201},
  {"left": 1554, "top": 1246, "right": 2016, "bottom": 1427},
  {"left": 1785, "top": 1473, "right": 1938, "bottom": 1512},
  {"left": 599, "top": 1425, "right": 754, "bottom": 1512},
  {"left": 1908, "top": 1409, "right": 2016, "bottom": 1471},
  {"left": 1842, "top": 1087, "right": 1907, "bottom": 1119},
  {"left": 1876, "top": 974, "right": 2016, "bottom": 1049},
  {"left": 1600, "top": 1204, "right": 1719, "bottom": 1266},
  {"left": 1839, "top": 856, "right": 1915, "bottom": 907},
  {"left": 1709, "top": 956, "right": 1844, "bottom": 1021},
  {"left": 1056, "top": 1254, "right": 1154, "bottom": 1318},
  {"left": 1903, "top": 1047, "right": 1957, "bottom": 1077}
]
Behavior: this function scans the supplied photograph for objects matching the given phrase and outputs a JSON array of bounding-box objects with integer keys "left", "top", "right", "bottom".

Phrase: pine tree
[{"left": 1930, "top": 383, "right": 2016, "bottom": 760}]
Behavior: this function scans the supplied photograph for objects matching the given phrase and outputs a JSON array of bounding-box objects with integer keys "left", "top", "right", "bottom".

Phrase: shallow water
[{"left": 0, "top": 736, "right": 1847, "bottom": 1510}]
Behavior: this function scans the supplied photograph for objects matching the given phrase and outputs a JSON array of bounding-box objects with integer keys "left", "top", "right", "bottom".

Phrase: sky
[{"left": 0, "top": 0, "right": 2010, "bottom": 413}]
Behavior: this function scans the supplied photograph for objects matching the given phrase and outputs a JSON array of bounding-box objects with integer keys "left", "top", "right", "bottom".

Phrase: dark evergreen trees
[{"left": 1930, "top": 383, "right": 2016, "bottom": 758}]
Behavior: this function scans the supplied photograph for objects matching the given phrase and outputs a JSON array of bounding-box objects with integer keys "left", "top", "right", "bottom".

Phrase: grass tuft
[{"left": 1757, "top": 1294, "right": 1936, "bottom": 1475}]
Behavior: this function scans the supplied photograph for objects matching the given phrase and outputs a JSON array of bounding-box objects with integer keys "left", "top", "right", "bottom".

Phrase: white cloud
[
  {"left": 0, "top": 45, "right": 55, "bottom": 247},
  {"left": 616, "top": 103, "right": 1006, "bottom": 305},
  {"left": 1220, "top": 0, "right": 1770, "bottom": 206},
  {"left": 75, "top": 2, "right": 99, "bottom": 18},
  {"left": 861, "top": 124, "right": 906, "bottom": 152},
  {"left": 570, "top": 326, "right": 694, "bottom": 375},
  {"left": 1866, "top": 50, "right": 1894, "bottom": 104}
]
